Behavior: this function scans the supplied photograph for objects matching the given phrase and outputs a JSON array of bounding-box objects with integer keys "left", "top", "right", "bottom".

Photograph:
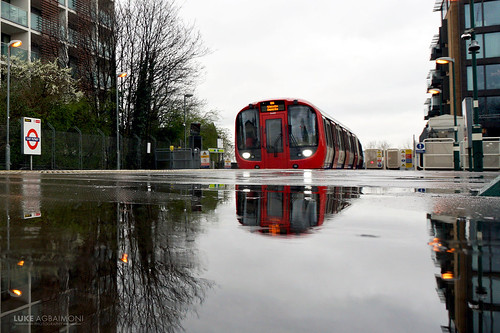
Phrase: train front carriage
[{"left": 235, "top": 98, "right": 362, "bottom": 169}]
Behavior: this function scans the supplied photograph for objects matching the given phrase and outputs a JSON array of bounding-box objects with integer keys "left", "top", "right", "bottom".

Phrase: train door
[
  {"left": 261, "top": 113, "right": 288, "bottom": 168},
  {"left": 261, "top": 185, "right": 289, "bottom": 235}
]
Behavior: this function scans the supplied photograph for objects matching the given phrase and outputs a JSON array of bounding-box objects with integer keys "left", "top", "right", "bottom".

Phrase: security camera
[
  {"left": 469, "top": 40, "right": 481, "bottom": 53},
  {"left": 461, "top": 33, "right": 472, "bottom": 40}
]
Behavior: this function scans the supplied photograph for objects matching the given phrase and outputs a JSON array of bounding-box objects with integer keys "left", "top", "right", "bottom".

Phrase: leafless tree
[{"left": 116, "top": 0, "right": 208, "bottom": 139}]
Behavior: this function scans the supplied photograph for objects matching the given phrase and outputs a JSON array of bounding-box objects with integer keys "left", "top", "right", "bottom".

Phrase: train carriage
[{"left": 235, "top": 98, "right": 363, "bottom": 169}]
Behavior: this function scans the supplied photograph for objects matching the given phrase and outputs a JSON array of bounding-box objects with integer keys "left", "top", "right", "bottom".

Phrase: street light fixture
[
  {"left": 436, "top": 57, "right": 460, "bottom": 171},
  {"left": 5, "top": 40, "right": 22, "bottom": 171},
  {"left": 183, "top": 94, "right": 193, "bottom": 149},
  {"left": 116, "top": 72, "right": 127, "bottom": 170}
]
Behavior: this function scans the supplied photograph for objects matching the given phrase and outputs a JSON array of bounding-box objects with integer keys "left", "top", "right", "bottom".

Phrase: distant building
[
  {"left": 0, "top": 0, "right": 115, "bottom": 93},
  {"left": 424, "top": 0, "right": 500, "bottom": 138}
]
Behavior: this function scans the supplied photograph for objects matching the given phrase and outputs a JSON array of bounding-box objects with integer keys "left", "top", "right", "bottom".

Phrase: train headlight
[
  {"left": 302, "top": 149, "right": 313, "bottom": 157},
  {"left": 242, "top": 152, "right": 251, "bottom": 159}
]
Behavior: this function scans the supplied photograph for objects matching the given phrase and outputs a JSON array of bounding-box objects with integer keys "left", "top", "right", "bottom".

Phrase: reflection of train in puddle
[{"left": 236, "top": 185, "right": 360, "bottom": 236}]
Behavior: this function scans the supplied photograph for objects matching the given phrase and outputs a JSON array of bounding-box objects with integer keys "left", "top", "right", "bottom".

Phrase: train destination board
[{"left": 260, "top": 100, "right": 285, "bottom": 112}]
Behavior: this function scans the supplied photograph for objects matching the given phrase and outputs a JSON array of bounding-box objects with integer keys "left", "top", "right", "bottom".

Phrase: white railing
[
  {"left": 423, "top": 138, "right": 454, "bottom": 170},
  {"left": 462, "top": 137, "right": 500, "bottom": 170}
]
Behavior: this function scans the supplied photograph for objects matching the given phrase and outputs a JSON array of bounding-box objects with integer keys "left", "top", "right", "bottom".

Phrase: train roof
[{"left": 244, "top": 97, "right": 355, "bottom": 134}]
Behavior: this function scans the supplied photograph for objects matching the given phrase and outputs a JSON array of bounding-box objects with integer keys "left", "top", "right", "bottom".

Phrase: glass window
[
  {"left": 464, "top": 3, "right": 483, "bottom": 28},
  {"left": 487, "top": 96, "right": 500, "bottom": 115},
  {"left": 484, "top": 1, "right": 500, "bottom": 26},
  {"left": 486, "top": 64, "right": 500, "bottom": 90},
  {"left": 288, "top": 105, "right": 318, "bottom": 147},
  {"left": 485, "top": 32, "right": 500, "bottom": 58},
  {"left": 236, "top": 109, "right": 260, "bottom": 150},
  {"left": 466, "top": 34, "right": 484, "bottom": 59},
  {"left": 265, "top": 119, "right": 283, "bottom": 153},
  {"left": 467, "top": 65, "right": 485, "bottom": 91}
]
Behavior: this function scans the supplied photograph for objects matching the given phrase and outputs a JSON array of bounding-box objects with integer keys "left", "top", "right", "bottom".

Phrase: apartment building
[
  {"left": 425, "top": 0, "right": 500, "bottom": 138},
  {"left": 1, "top": 0, "right": 114, "bottom": 90}
]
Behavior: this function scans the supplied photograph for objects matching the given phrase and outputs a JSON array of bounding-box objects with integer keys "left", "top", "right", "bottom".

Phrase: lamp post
[
  {"left": 183, "top": 94, "right": 193, "bottom": 149},
  {"left": 436, "top": 57, "right": 460, "bottom": 171},
  {"left": 468, "top": 0, "right": 483, "bottom": 171},
  {"left": 116, "top": 72, "right": 127, "bottom": 170},
  {"left": 5, "top": 40, "right": 22, "bottom": 171}
]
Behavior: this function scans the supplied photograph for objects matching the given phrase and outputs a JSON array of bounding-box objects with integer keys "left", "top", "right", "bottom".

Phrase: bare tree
[{"left": 116, "top": 0, "right": 208, "bottom": 139}]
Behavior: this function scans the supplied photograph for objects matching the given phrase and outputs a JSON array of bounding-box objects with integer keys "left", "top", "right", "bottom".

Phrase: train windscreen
[
  {"left": 236, "top": 109, "right": 260, "bottom": 150},
  {"left": 288, "top": 105, "right": 318, "bottom": 147}
]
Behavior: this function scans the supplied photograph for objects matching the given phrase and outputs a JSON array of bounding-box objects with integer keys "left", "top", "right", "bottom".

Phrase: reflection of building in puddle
[
  {"left": 236, "top": 185, "right": 360, "bottom": 236},
  {"left": 428, "top": 213, "right": 500, "bottom": 332}
]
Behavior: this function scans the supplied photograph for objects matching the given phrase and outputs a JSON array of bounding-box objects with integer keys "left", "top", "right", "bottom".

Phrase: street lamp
[
  {"left": 427, "top": 87, "right": 443, "bottom": 116},
  {"left": 183, "top": 93, "right": 193, "bottom": 148},
  {"left": 5, "top": 40, "right": 22, "bottom": 171},
  {"left": 116, "top": 72, "right": 127, "bottom": 170},
  {"left": 467, "top": 0, "right": 483, "bottom": 171},
  {"left": 436, "top": 57, "right": 460, "bottom": 171}
]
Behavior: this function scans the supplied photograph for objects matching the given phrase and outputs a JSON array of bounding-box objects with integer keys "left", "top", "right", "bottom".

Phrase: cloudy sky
[{"left": 180, "top": 0, "right": 441, "bottom": 148}]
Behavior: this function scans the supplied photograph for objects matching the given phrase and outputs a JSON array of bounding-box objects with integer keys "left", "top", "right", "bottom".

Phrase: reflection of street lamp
[
  {"left": 116, "top": 72, "right": 127, "bottom": 170},
  {"left": 436, "top": 57, "right": 460, "bottom": 171},
  {"left": 6, "top": 40, "right": 22, "bottom": 171},
  {"left": 183, "top": 94, "right": 193, "bottom": 148}
]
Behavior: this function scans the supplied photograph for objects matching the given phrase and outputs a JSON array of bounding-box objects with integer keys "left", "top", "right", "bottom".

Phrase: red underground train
[{"left": 235, "top": 98, "right": 363, "bottom": 169}]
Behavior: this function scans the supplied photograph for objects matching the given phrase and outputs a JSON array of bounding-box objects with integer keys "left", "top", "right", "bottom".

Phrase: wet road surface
[{"left": 0, "top": 169, "right": 499, "bottom": 332}]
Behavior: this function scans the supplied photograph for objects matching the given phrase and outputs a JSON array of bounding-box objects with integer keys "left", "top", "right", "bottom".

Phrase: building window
[
  {"left": 467, "top": 65, "right": 486, "bottom": 90},
  {"left": 468, "top": 65, "right": 500, "bottom": 91},
  {"left": 485, "top": 32, "right": 500, "bottom": 58},
  {"left": 484, "top": 1, "right": 500, "bottom": 26},
  {"left": 465, "top": 3, "right": 483, "bottom": 28},
  {"left": 465, "top": 1, "right": 500, "bottom": 28},
  {"left": 487, "top": 96, "right": 500, "bottom": 115},
  {"left": 486, "top": 64, "right": 500, "bottom": 90}
]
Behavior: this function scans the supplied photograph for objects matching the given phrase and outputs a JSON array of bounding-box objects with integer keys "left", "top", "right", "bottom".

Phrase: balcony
[
  {"left": 1, "top": 42, "right": 28, "bottom": 61},
  {"left": 31, "top": 13, "right": 42, "bottom": 32},
  {"left": 1, "top": 1, "right": 28, "bottom": 27}
]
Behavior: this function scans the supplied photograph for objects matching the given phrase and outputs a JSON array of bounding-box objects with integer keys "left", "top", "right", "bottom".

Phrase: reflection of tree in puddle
[
  {"left": 117, "top": 203, "right": 213, "bottom": 332},
  {"left": 427, "top": 204, "right": 500, "bottom": 333},
  {"left": 1, "top": 183, "right": 217, "bottom": 332},
  {"left": 236, "top": 185, "right": 361, "bottom": 236}
]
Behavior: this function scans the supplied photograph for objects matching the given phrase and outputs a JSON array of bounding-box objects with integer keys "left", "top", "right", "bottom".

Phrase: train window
[
  {"left": 265, "top": 119, "right": 283, "bottom": 153},
  {"left": 288, "top": 105, "right": 318, "bottom": 147},
  {"left": 324, "top": 119, "right": 332, "bottom": 148},
  {"left": 236, "top": 109, "right": 260, "bottom": 150}
]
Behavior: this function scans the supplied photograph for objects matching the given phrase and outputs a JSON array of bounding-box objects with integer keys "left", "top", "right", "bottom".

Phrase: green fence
[{"left": 0, "top": 123, "right": 173, "bottom": 170}]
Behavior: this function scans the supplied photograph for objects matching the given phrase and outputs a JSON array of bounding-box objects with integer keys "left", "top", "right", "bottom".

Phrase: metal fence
[{"left": 0, "top": 122, "right": 179, "bottom": 170}]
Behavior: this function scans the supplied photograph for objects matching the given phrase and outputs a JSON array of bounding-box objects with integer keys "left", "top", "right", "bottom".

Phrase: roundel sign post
[{"left": 22, "top": 117, "right": 42, "bottom": 156}]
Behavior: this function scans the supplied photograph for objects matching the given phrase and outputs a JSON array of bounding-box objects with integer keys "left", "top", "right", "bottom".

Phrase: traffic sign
[
  {"left": 416, "top": 142, "right": 425, "bottom": 154},
  {"left": 22, "top": 117, "right": 41, "bottom": 155},
  {"left": 208, "top": 148, "right": 224, "bottom": 153}
]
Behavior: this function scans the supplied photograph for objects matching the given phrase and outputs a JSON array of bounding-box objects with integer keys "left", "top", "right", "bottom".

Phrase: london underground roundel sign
[{"left": 22, "top": 117, "right": 42, "bottom": 155}]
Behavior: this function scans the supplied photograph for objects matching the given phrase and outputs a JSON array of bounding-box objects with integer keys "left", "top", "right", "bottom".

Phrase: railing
[
  {"left": 462, "top": 137, "right": 500, "bottom": 170},
  {"left": 68, "top": 0, "right": 77, "bottom": 11},
  {"left": 31, "top": 13, "right": 42, "bottom": 32},
  {"left": 423, "top": 138, "right": 454, "bottom": 170},
  {"left": 1, "top": 1, "right": 28, "bottom": 27}
]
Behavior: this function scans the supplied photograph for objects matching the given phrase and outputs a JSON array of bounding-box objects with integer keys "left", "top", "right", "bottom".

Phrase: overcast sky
[{"left": 180, "top": 0, "right": 441, "bottom": 148}]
